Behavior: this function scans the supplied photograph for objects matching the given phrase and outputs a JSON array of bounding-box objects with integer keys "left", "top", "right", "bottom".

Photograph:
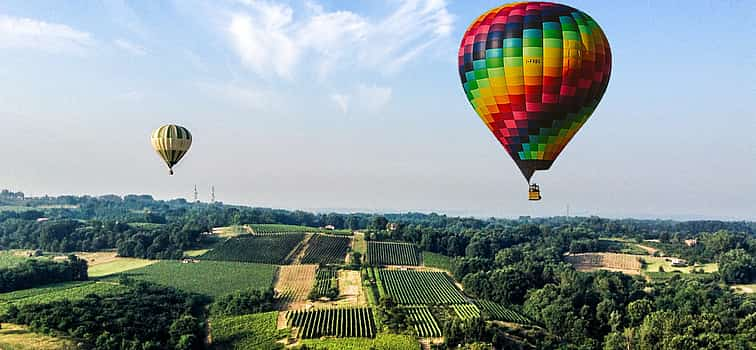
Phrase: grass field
[
  {"left": 88, "top": 257, "right": 156, "bottom": 277},
  {"left": 299, "top": 333, "right": 418, "bottom": 350},
  {"left": 422, "top": 251, "right": 452, "bottom": 271},
  {"left": 119, "top": 261, "right": 276, "bottom": 297},
  {"left": 200, "top": 234, "right": 304, "bottom": 264},
  {"left": 211, "top": 311, "right": 286, "bottom": 350},
  {"left": 0, "top": 323, "right": 76, "bottom": 350},
  {"left": 0, "top": 251, "right": 33, "bottom": 268},
  {"left": 642, "top": 257, "right": 718, "bottom": 274},
  {"left": 0, "top": 281, "right": 127, "bottom": 314},
  {"left": 183, "top": 249, "right": 210, "bottom": 257},
  {"left": 352, "top": 232, "right": 367, "bottom": 255}
]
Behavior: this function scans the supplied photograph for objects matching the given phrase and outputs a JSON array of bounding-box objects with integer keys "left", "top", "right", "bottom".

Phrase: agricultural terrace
[
  {"left": 422, "top": 251, "right": 453, "bottom": 271},
  {"left": 0, "top": 281, "right": 127, "bottom": 314},
  {"left": 200, "top": 233, "right": 304, "bottom": 264},
  {"left": 274, "top": 264, "right": 317, "bottom": 305},
  {"left": 473, "top": 299, "right": 530, "bottom": 324},
  {"left": 299, "top": 334, "right": 418, "bottom": 350},
  {"left": 565, "top": 253, "right": 642, "bottom": 274},
  {"left": 119, "top": 261, "right": 276, "bottom": 297},
  {"left": 287, "top": 307, "right": 376, "bottom": 338},
  {"left": 311, "top": 266, "right": 339, "bottom": 299},
  {"left": 211, "top": 311, "right": 286, "bottom": 350},
  {"left": 452, "top": 304, "right": 481, "bottom": 321},
  {"left": 251, "top": 224, "right": 352, "bottom": 235},
  {"left": 405, "top": 306, "right": 442, "bottom": 337},
  {"left": 0, "top": 323, "right": 76, "bottom": 350},
  {"left": 301, "top": 234, "right": 351, "bottom": 265},
  {"left": 367, "top": 241, "right": 420, "bottom": 266},
  {"left": 378, "top": 269, "right": 467, "bottom": 305}
]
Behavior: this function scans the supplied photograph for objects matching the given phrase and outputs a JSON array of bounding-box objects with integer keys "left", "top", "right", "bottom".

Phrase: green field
[
  {"left": 642, "top": 257, "right": 718, "bottom": 274},
  {"left": 119, "top": 261, "right": 276, "bottom": 297},
  {"left": 0, "top": 281, "right": 127, "bottom": 314},
  {"left": 88, "top": 258, "right": 156, "bottom": 277},
  {"left": 200, "top": 234, "right": 304, "bottom": 264},
  {"left": 300, "top": 333, "right": 418, "bottom": 350},
  {"left": 0, "top": 251, "right": 32, "bottom": 268},
  {"left": 422, "top": 251, "right": 453, "bottom": 271},
  {"left": 211, "top": 311, "right": 286, "bottom": 350},
  {"left": 378, "top": 270, "right": 466, "bottom": 305},
  {"left": 0, "top": 323, "right": 76, "bottom": 350}
]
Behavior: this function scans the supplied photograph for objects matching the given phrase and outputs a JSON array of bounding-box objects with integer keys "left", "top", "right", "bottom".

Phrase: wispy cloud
[
  {"left": 197, "top": 81, "right": 278, "bottom": 111},
  {"left": 330, "top": 93, "right": 350, "bottom": 113},
  {"left": 225, "top": 0, "right": 454, "bottom": 79},
  {"left": 0, "top": 15, "right": 93, "bottom": 53},
  {"left": 331, "top": 83, "right": 392, "bottom": 115},
  {"left": 114, "top": 39, "right": 147, "bottom": 55}
]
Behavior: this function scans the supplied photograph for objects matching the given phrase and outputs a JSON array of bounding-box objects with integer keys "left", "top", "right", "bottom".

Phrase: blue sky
[{"left": 0, "top": 0, "right": 754, "bottom": 220}]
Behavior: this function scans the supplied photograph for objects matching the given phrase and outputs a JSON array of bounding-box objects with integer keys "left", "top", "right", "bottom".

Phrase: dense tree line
[
  {"left": 0, "top": 282, "right": 207, "bottom": 350},
  {"left": 210, "top": 288, "right": 276, "bottom": 316},
  {"left": 0, "top": 255, "right": 87, "bottom": 293}
]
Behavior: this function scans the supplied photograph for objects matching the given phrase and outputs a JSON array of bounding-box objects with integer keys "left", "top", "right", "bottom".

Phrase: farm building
[{"left": 684, "top": 239, "right": 698, "bottom": 247}]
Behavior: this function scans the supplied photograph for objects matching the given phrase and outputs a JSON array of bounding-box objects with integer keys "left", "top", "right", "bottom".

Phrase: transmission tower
[
  {"left": 193, "top": 185, "right": 199, "bottom": 203},
  {"left": 210, "top": 186, "right": 215, "bottom": 203}
]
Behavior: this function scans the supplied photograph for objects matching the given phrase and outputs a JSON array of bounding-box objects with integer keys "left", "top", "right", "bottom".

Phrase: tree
[
  {"left": 371, "top": 216, "right": 389, "bottom": 231},
  {"left": 719, "top": 249, "right": 755, "bottom": 283},
  {"left": 627, "top": 299, "right": 654, "bottom": 326},
  {"left": 376, "top": 296, "right": 409, "bottom": 333}
]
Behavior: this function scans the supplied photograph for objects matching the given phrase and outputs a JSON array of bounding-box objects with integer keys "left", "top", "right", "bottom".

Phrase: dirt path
[
  {"left": 338, "top": 270, "right": 365, "bottom": 306},
  {"left": 635, "top": 244, "right": 658, "bottom": 255},
  {"left": 288, "top": 234, "right": 313, "bottom": 264}
]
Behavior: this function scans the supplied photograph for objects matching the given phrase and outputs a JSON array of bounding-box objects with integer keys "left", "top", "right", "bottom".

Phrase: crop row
[
  {"left": 301, "top": 235, "right": 351, "bottom": 265},
  {"left": 405, "top": 306, "right": 442, "bottom": 337},
  {"left": 311, "top": 267, "right": 339, "bottom": 299},
  {"left": 473, "top": 299, "right": 530, "bottom": 324},
  {"left": 379, "top": 270, "right": 467, "bottom": 305},
  {"left": 201, "top": 234, "right": 304, "bottom": 264},
  {"left": 452, "top": 304, "right": 480, "bottom": 321},
  {"left": 287, "top": 307, "right": 376, "bottom": 338},
  {"left": 367, "top": 242, "right": 420, "bottom": 266}
]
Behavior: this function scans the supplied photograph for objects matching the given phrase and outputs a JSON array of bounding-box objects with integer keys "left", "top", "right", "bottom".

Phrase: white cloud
[
  {"left": 0, "top": 15, "right": 93, "bottom": 53},
  {"left": 228, "top": 3, "right": 299, "bottom": 78},
  {"left": 332, "top": 83, "right": 392, "bottom": 115},
  {"left": 330, "top": 93, "right": 350, "bottom": 113},
  {"left": 114, "top": 39, "right": 147, "bottom": 55},
  {"left": 225, "top": 0, "right": 454, "bottom": 78}
]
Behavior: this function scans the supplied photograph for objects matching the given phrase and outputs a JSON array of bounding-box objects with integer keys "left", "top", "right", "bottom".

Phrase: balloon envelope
[
  {"left": 151, "top": 124, "right": 192, "bottom": 175},
  {"left": 458, "top": 2, "right": 611, "bottom": 182}
]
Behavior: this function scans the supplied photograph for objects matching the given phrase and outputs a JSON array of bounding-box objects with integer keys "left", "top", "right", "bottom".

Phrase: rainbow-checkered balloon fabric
[{"left": 459, "top": 2, "right": 611, "bottom": 180}]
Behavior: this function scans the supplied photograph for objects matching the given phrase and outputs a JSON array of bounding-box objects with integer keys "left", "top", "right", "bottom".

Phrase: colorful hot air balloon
[
  {"left": 458, "top": 2, "right": 611, "bottom": 199},
  {"left": 151, "top": 124, "right": 192, "bottom": 175}
]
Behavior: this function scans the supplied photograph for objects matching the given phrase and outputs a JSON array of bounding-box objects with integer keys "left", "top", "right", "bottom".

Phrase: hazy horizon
[{"left": 2, "top": 0, "right": 754, "bottom": 220}]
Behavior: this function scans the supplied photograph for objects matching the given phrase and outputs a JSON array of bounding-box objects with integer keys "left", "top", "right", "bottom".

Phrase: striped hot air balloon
[
  {"left": 458, "top": 2, "right": 611, "bottom": 199},
  {"left": 151, "top": 124, "right": 192, "bottom": 175}
]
